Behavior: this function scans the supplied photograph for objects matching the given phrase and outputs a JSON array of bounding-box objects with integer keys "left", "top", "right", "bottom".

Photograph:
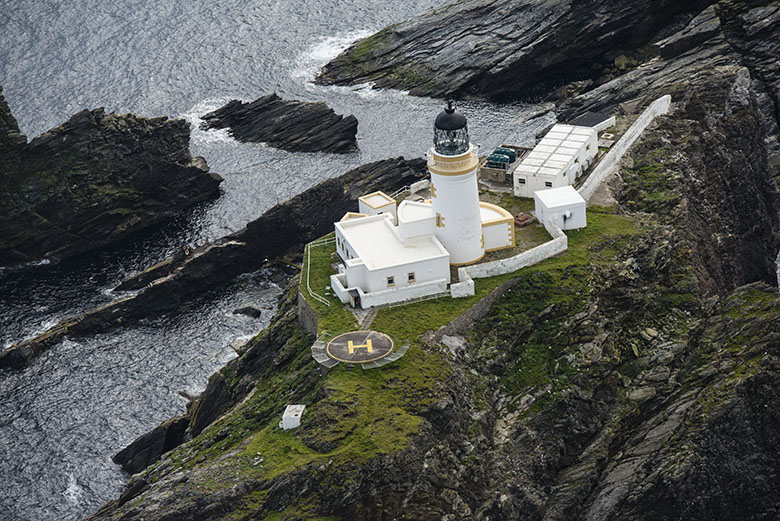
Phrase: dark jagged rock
[
  {"left": 112, "top": 415, "right": 189, "bottom": 475},
  {"left": 200, "top": 93, "right": 358, "bottom": 153},
  {"left": 0, "top": 157, "right": 426, "bottom": 369},
  {"left": 83, "top": 13, "right": 780, "bottom": 516},
  {"left": 316, "top": 0, "right": 712, "bottom": 100},
  {"left": 616, "top": 69, "right": 780, "bottom": 295},
  {"left": 651, "top": 5, "right": 722, "bottom": 58},
  {"left": 0, "top": 85, "right": 27, "bottom": 154},
  {"left": 0, "top": 91, "right": 223, "bottom": 267},
  {"left": 232, "top": 306, "right": 264, "bottom": 318}
]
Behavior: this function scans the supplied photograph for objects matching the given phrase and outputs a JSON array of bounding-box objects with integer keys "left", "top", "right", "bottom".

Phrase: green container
[
  {"left": 486, "top": 153, "right": 511, "bottom": 170},
  {"left": 493, "top": 147, "right": 517, "bottom": 162}
]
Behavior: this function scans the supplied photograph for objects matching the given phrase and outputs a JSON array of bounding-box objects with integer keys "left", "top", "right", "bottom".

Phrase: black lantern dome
[{"left": 434, "top": 100, "right": 469, "bottom": 156}]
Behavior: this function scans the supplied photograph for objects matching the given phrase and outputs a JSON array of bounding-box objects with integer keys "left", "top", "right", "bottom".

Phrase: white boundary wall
[
  {"left": 460, "top": 224, "right": 567, "bottom": 281},
  {"left": 578, "top": 95, "right": 671, "bottom": 202}
]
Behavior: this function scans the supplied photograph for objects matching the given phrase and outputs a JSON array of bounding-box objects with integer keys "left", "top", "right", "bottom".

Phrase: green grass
[
  {"left": 471, "top": 208, "right": 640, "bottom": 394},
  {"left": 302, "top": 208, "right": 639, "bottom": 347},
  {"left": 150, "top": 207, "right": 640, "bottom": 519},
  {"left": 300, "top": 234, "right": 358, "bottom": 335}
]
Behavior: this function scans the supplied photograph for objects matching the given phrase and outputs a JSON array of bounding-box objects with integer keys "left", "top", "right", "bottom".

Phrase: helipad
[{"left": 325, "top": 330, "right": 395, "bottom": 364}]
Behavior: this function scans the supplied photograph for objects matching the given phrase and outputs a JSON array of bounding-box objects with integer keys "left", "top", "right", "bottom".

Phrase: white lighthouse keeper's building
[{"left": 427, "top": 101, "right": 485, "bottom": 265}]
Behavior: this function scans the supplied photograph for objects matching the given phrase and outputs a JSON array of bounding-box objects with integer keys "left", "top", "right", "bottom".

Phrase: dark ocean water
[{"left": 0, "top": 1, "right": 554, "bottom": 519}]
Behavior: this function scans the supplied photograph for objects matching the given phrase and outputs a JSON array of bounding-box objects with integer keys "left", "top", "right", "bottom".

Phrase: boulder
[{"left": 112, "top": 415, "right": 189, "bottom": 475}]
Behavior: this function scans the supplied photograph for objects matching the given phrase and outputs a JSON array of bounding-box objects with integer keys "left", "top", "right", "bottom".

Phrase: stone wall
[
  {"left": 450, "top": 269, "right": 474, "bottom": 298},
  {"left": 297, "top": 292, "right": 319, "bottom": 336},
  {"left": 437, "top": 277, "right": 523, "bottom": 338},
  {"left": 578, "top": 95, "right": 672, "bottom": 201}
]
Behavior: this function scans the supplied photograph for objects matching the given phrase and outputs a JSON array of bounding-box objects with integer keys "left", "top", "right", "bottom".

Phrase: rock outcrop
[
  {"left": 112, "top": 415, "right": 189, "bottom": 475},
  {"left": 316, "top": 0, "right": 712, "bottom": 100},
  {"left": 0, "top": 157, "right": 426, "bottom": 369},
  {"left": 200, "top": 93, "right": 358, "bottom": 153},
  {"left": 82, "top": 7, "right": 780, "bottom": 518},
  {"left": 0, "top": 89, "right": 223, "bottom": 266}
]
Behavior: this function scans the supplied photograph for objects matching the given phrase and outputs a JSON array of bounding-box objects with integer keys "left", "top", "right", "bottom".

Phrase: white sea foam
[
  {"left": 291, "top": 30, "right": 375, "bottom": 84},
  {"left": 179, "top": 98, "right": 237, "bottom": 145},
  {"left": 776, "top": 250, "right": 780, "bottom": 291},
  {"left": 63, "top": 473, "right": 84, "bottom": 504}
]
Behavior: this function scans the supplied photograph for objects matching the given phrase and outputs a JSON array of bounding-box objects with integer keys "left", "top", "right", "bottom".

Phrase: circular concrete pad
[{"left": 325, "top": 330, "right": 395, "bottom": 364}]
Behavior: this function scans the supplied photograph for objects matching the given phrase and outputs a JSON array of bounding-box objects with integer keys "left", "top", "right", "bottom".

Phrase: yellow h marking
[{"left": 348, "top": 339, "right": 373, "bottom": 354}]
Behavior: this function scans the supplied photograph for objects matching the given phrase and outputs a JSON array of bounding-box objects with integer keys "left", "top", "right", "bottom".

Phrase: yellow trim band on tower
[{"left": 428, "top": 163, "right": 479, "bottom": 176}]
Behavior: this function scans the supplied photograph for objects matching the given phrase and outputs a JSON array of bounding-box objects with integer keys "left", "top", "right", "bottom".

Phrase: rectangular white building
[
  {"left": 358, "top": 191, "right": 397, "bottom": 223},
  {"left": 534, "top": 185, "right": 587, "bottom": 232},
  {"left": 280, "top": 404, "right": 306, "bottom": 430},
  {"left": 331, "top": 213, "right": 450, "bottom": 308},
  {"left": 514, "top": 124, "right": 598, "bottom": 198}
]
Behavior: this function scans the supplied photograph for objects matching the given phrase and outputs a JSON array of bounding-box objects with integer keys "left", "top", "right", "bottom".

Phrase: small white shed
[
  {"left": 280, "top": 404, "right": 306, "bottom": 430},
  {"left": 534, "top": 186, "right": 587, "bottom": 231},
  {"left": 358, "top": 191, "right": 397, "bottom": 223}
]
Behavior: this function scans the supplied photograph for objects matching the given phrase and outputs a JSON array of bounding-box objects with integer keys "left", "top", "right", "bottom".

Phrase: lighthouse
[{"left": 428, "top": 101, "right": 484, "bottom": 265}]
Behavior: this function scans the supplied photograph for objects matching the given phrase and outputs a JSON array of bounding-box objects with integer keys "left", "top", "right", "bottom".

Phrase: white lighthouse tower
[{"left": 428, "top": 101, "right": 484, "bottom": 265}]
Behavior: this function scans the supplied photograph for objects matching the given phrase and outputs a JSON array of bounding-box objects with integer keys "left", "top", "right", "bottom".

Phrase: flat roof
[
  {"left": 337, "top": 214, "right": 447, "bottom": 270},
  {"left": 340, "top": 212, "right": 369, "bottom": 222},
  {"left": 397, "top": 200, "right": 433, "bottom": 223},
  {"left": 283, "top": 404, "right": 306, "bottom": 417},
  {"left": 359, "top": 191, "right": 395, "bottom": 209},
  {"left": 535, "top": 185, "right": 586, "bottom": 207},
  {"left": 569, "top": 110, "right": 615, "bottom": 128},
  {"left": 479, "top": 202, "right": 513, "bottom": 224},
  {"left": 516, "top": 124, "right": 596, "bottom": 179}
]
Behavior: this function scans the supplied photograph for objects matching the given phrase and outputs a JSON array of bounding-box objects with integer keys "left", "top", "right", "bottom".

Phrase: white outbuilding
[
  {"left": 358, "top": 191, "right": 397, "bottom": 223},
  {"left": 280, "top": 404, "right": 306, "bottom": 430},
  {"left": 513, "top": 124, "right": 598, "bottom": 198},
  {"left": 534, "top": 185, "right": 587, "bottom": 231}
]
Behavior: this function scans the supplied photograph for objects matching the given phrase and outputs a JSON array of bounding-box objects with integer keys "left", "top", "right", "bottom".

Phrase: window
[
  {"left": 545, "top": 181, "right": 553, "bottom": 188},
  {"left": 518, "top": 177, "right": 526, "bottom": 184},
  {"left": 386, "top": 276, "right": 395, "bottom": 287},
  {"left": 408, "top": 272, "right": 416, "bottom": 283}
]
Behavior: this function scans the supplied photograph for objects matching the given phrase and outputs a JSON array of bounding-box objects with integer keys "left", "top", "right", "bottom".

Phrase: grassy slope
[{"left": 123, "top": 206, "right": 639, "bottom": 520}]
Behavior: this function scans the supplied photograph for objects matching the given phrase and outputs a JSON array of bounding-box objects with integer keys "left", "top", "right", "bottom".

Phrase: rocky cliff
[
  {"left": 316, "top": 0, "right": 713, "bottom": 100},
  {"left": 82, "top": 2, "right": 780, "bottom": 520},
  {"left": 0, "top": 89, "right": 222, "bottom": 266},
  {"left": 85, "top": 38, "right": 780, "bottom": 521},
  {"left": 201, "top": 93, "right": 358, "bottom": 153}
]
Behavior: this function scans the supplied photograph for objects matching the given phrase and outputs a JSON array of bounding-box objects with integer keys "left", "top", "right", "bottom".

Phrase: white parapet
[
  {"left": 578, "top": 95, "right": 672, "bottom": 202},
  {"left": 463, "top": 225, "right": 568, "bottom": 280},
  {"left": 450, "top": 268, "right": 475, "bottom": 298}
]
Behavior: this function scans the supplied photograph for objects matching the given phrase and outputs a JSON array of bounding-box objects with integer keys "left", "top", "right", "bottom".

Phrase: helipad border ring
[{"left": 325, "top": 330, "right": 395, "bottom": 364}]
